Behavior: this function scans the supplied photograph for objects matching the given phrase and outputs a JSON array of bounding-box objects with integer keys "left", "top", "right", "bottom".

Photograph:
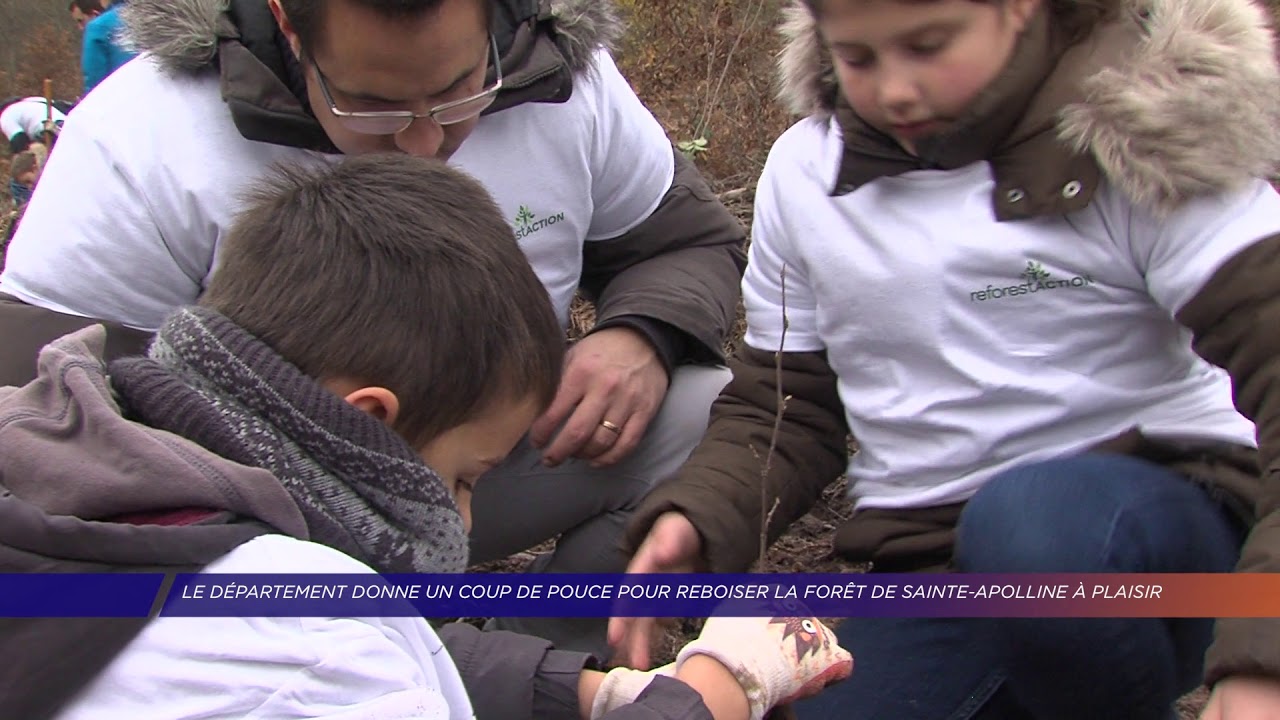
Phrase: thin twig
[
  {"left": 697, "top": 4, "right": 723, "bottom": 137},
  {"left": 759, "top": 265, "right": 790, "bottom": 563},
  {"left": 695, "top": 0, "right": 770, "bottom": 141}
]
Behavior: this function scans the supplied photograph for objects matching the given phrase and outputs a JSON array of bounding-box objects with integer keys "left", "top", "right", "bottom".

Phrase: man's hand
[
  {"left": 529, "top": 326, "right": 669, "bottom": 468},
  {"left": 608, "top": 512, "right": 704, "bottom": 669},
  {"left": 1200, "top": 675, "right": 1280, "bottom": 720}
]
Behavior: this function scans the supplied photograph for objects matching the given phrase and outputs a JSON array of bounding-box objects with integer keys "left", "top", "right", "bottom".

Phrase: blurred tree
[{"left": 0, "top": 0, "right": 84, "bottom": 100}]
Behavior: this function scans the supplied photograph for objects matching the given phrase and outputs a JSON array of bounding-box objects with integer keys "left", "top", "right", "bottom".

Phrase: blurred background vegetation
[{"left": 0, "top": 0, "right": 83, "bottom": 100}]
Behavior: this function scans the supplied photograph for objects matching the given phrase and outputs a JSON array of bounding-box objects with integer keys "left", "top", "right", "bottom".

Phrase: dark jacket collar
[
  {"left": 216, "top": 0, "right": 333, "bottom": 151},
  {"left": 831, "top": 9, "right": 1102, "bottom": 220}
]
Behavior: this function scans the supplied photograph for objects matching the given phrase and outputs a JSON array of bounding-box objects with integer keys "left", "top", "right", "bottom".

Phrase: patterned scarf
[
  {"left": 9, "top": 180, "right": 32, "bottom": 206},
  {"left": 109, "top": 307, "right": 468, "bottom": 574}
]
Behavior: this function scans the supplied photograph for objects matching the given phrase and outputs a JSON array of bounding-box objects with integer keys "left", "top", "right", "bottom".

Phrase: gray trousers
[{"left": 468, "top": 364, "right": 731, "bottom": 658}]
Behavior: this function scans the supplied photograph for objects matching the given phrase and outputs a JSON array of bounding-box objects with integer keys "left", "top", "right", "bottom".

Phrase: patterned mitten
[
  {"left": 590, "top": 663, "right": 676, "bottom": 719},
  {"left": 675, "top": 608, "right": 853, "bottom": 720}
]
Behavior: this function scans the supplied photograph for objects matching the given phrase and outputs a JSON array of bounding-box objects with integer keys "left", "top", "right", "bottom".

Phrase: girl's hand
[{"left": 676, "top": 606, "right": 853, "bottom": 720}]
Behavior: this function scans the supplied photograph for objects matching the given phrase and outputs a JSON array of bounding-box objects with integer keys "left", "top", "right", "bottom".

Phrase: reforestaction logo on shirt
[
  {"left": 514, "top": 204, "right": 567, "bottom": 240},
  {"left": 969, "top": 260, "right": 1094, "bottom": 302}
]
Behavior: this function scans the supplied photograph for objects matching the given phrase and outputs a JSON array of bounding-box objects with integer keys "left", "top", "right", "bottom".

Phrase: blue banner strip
[
  {"left": 0, "top": 574, "right": 164, "bottom": 617},
  {"left": 0, "top": 573, "right": 1244, "bottom": 618}
]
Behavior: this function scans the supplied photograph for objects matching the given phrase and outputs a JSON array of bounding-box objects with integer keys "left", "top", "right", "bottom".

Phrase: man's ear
[
  {"left": 1006, "top": 0, "right": 1042, "bottom": 31},
  {"left": 343, "top": 386, "right": 401, "bottom": 427},
  {"left": 267, "top": 0, "right": 303, "bottom": 58}
]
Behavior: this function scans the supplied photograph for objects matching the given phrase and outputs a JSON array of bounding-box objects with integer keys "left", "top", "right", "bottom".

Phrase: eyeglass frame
[{"left": 311, "top": 34, "right": 503, "bottom": 135}]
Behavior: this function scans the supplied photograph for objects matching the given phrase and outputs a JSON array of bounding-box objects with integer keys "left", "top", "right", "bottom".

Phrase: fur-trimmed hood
[
  {"left": 776, "top": 0, "right": 1280, "bottom": 213},
  {"left": 122, "top": 0, "right": 622, "bottom": 74}
]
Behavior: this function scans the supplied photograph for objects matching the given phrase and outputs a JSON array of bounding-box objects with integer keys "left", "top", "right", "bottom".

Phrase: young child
[
  {"left": 618, "top": 0, "right": 1280, "bottom": 718},
  {"left": 3, "top": 148, "right": 42, "bottom": 263},
  {"left": 0, "top": 153, "right": 851, "bottom": 720},
  {"left": 8, "top": 149, "right": 40, "bottom": 205}
]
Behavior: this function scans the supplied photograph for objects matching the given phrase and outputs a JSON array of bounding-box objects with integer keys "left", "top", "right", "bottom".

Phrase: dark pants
[
  {"left": 0, "top": 293, "right": 152, "bottom": 386},
  {"left": 795, "top": 453, "right": 1244, "bottom": 720}
]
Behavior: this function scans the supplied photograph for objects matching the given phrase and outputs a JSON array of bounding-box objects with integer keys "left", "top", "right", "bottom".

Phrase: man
[
  {"left": 81, "top": 0, "right": 139, "bottom": 93},
  {"left": 67, "top": 0, "right": 103, "bottom": 30},
  {"left": 0, "top": 0, "right": 745, "bottom": 657},
  {"left": 0, "top": 97, "right": 65, "bottom": 153}
]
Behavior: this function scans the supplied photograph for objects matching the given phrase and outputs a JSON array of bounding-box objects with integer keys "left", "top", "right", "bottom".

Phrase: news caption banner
[{"left": 2, "top": 574, "right": 1279, "bottom": 618}]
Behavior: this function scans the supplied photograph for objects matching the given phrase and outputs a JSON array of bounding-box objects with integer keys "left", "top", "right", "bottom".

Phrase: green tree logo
[
  {"left": 515, "top": 205, "right": 535, "bottom": 226},
  {"left": 1021, "top": 261, "right": 1050, "bottom": 283}
]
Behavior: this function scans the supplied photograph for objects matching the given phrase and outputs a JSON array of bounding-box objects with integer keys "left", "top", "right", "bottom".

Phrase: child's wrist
[
  {"left": 578, "top": 669, "right": 607, "bottom": 720},
  {"left": 675, "top": 654, "right": 751, "bottom": 720},
  {"left": 586, "top": 664, "right": 679, "bottom": 719}
]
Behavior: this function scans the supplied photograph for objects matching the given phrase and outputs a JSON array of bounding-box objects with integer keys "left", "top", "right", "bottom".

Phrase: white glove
[
  {"left": 590, "top": 663, "right": 676, "bottom": 719},
  {"left": 675, "top": 607, "right": 853, "bottom": 720}
]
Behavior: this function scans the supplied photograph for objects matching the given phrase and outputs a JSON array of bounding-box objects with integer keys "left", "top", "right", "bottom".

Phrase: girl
[{"left": 618, "top": 0, "right": 1280, "bottom": 718}]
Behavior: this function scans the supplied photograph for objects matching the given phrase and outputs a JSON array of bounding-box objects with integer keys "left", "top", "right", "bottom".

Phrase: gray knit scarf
[{"left": 108, "top": 307, "right": 469, "bottom": 574}]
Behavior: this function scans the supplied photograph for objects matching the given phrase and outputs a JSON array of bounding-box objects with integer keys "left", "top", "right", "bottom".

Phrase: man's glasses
[{"left": 312, "top": 35, "right": 503, "bottom": 136}]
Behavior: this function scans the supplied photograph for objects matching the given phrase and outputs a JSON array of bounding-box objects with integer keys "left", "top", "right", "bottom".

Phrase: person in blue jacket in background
[{"left": 81, "top": 0, "right": 137, "bottom": 93}]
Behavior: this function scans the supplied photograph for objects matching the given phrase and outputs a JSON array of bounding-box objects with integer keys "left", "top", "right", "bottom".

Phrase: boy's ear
[{"left": 342, "top": 386, "right": 401, "bottom": 427}]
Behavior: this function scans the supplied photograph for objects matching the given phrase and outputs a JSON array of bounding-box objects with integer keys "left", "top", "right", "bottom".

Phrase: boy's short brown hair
[
  {"left": 200, "top": 154, "right": 564, "bottom": 446},
  {"left": 9, "top": 152, "right": 37, "bottom": 181}
]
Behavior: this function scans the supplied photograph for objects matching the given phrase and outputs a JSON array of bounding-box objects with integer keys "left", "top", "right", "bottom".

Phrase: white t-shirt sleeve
[
  {"left": 0, "top": 108, "right": 16, "bottom": 139},
  {"left": 0, "top": 96, "right": 210, "bottom": 330},
  {"left": 583, "top": 49, "right": 675, "bottom": 241},
  {"left": 0, "top": 99, "right": 60, "bottom": 139},
  {"left": 57, "top": 536, "right": 473, "bottom": 720},
  {"left": 0, "top": 103, "right": 25, "bottom": 139},
  {"left": 1119, "top": 179, "right": 1280, "bottom": 315},
  {"left": 742, "top": 132, "right": 825, "bottom": 353}
]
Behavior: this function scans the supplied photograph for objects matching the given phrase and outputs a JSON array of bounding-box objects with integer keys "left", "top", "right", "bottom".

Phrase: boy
[
  {"left": 8, "top": 149, "right": 40, "bottom": 205},
  {"left": 0, "top": 153, "right": 849, "bottom": 720},
  {"left": 1, "top": 0, "right": 746, "bottom": 654}
]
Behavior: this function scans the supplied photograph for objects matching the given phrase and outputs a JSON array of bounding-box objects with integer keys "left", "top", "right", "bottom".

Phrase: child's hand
[
  {"left": 590, "top": 663, "right": 676, "bottom": 718},
  {"left": 676, "top": 603, "right": 853, "bottom": 720}
]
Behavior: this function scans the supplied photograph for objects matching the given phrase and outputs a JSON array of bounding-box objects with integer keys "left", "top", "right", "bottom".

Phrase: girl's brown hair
[{"left": 800, "top": 0, "right": 1121, "bottom": 45}]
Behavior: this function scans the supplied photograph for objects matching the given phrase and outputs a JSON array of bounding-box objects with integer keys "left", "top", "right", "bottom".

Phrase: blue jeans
[{"left": 795, "top": 453, "right": 1244, "bottom": 720}]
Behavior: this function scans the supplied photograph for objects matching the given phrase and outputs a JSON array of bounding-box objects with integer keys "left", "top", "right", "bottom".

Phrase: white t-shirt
[
  {"left": 0, "top": 97, "right": 65, "bottom": 140},
  {"left": 58, "top": 535, "right": 475, "bottom": 720},
  {"left": 745, "top": 116, "right": 1278, "bottom": 510},
  {"left": 1, "top": 50, "right": 673, "bottom": 331}
]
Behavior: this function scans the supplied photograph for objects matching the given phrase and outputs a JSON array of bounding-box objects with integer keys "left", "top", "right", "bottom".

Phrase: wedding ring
[{"left": 599, "top": 419, "right": 622, "bottom": 434}]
